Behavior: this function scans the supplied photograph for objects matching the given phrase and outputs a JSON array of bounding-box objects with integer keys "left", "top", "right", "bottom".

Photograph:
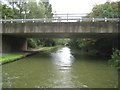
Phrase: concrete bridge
[{"left": 1, "top": 21, "right": 119, "bottom": 52}]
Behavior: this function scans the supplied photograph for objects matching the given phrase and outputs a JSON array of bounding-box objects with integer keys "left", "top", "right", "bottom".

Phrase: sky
[
  {"left": 1, "top": 0, "right": 119, "bottom": 14},
  {"left": 49, "top": 0, "right": 119, "bottom": 14}
]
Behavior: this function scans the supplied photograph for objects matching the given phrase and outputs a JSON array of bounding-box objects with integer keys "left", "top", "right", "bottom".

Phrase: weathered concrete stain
[{"left": 2, "top": 22, "right": 118, "bottom": 35}]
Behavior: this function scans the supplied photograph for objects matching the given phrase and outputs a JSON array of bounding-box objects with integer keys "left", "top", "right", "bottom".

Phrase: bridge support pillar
[{"left": 2, "top": 35, "right": 27, "bottom": 53}]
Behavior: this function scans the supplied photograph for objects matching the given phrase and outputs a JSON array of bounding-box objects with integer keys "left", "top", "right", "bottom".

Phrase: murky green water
[{"left": 2, "top": 47, "right": 118, "bottom": 88}]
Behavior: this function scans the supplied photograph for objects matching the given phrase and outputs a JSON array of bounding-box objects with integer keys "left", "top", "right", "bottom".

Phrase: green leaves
[
  {"left": 1, "top": 4, "right": 14, "bottom": 19},
  {"left": 27, "top": 38, "right": 56, "bottom": 48},
  {"left": 26, "top": 2, "right": 45, "bottom": 18},
  {"left": 69, "top": 38, "right": 96, "bottom": 49},
  {"left": 109, "top": 49, "right": 120, "bottom": 67},
  {"left": 1, "top": 1, "right": 53, "bottom": 19},
  {"left": 86, "top": 1, "right": 119, "bottom": 18}
]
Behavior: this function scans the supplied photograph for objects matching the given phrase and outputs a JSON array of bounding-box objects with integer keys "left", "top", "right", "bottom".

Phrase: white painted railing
[
  {"left": 0, "top": 13, "right": 119, "bottom": 23},
  {"left": 0, "top": 18, "right": 119, "bottom": 23}
]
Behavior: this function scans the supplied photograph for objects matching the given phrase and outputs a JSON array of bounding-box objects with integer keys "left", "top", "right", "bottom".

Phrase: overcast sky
[
  {"left": 49, "top": 0, "right": 119, "bottom": 14},
  {"left": 1, "top": 0, "right": 119, "bottom": 14}
]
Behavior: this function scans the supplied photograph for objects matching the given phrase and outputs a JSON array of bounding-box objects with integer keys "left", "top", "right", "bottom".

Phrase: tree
[
  {"left": 85, "top": 1, "right": 120, "bottom": 18},
  {"left": 43, "top": 2, "right": 53, "bottom": 18},
  {"left": 1, "top": 4, "right": 14, "bottom": 19},
  {"left": 16, "top": 2, "right": 27, "bottom": 18},
  {"left": 25, "top": 2, "right": 45, "bottom": 18}
]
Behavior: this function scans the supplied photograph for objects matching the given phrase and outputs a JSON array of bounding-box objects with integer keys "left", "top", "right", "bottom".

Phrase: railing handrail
[
  {"left": 0, "top": 18, "right": 119, "bottom": 23},
  {"left": 0, "top": 13, "right": 119, "bottom": 16}
]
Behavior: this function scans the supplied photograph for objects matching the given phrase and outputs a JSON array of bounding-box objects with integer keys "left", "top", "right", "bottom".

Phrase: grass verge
[
  {"left": 0, "top": 54, "right": 25, "bottom": 64},
  {"left": 41, "top": 46, "right": 60, "bottom": 52},
  {"left": 0, "top": 45, "right": 61, "bottom": 64}
]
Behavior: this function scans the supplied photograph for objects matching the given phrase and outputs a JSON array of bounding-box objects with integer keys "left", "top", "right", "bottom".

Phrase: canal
[{"left": 2, "top": 47, "right": 118, "bottom": 88}]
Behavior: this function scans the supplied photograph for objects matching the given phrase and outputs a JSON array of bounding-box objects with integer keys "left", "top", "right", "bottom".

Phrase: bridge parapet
[{"left": 2, "top": 22, "right": 118, "bottom": 35}]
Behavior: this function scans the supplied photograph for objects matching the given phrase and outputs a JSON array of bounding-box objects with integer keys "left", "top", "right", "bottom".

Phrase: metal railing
[
  {"left": 0, "top": 13, "right": 119, "bottom": 23},
  {"left": 0, "top": 18, "right": 119, "bottom": 23}
]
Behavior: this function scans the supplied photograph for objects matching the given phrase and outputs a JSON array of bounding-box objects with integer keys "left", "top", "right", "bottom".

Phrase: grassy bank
[
  {"left": 0, "top": 54, "right": 25, "bottom": 64},
  {"left": 41, "top": 46, "right": 61, "bottom": 52},
  {"left": 0, "top": 46, "right": 60, "bottom": 64}
]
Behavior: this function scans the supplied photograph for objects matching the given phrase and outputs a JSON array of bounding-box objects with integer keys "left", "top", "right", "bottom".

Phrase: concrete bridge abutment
[{"left": 2, "top": 35, "right": 27, "bottom": 53}]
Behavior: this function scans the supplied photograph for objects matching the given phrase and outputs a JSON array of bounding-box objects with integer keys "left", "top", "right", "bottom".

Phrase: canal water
[{"left": 2, "top": 47, "right": 118, "bottom": 88}]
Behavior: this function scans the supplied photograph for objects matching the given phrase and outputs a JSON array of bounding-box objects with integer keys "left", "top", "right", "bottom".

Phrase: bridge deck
[{"left": 2, "top": 22, "right": 119, "bottom": 38}]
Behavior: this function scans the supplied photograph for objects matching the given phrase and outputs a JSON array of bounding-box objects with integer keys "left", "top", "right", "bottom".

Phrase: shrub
[{"left": 109, "top": 49, "right": 120, "bottom": 67}]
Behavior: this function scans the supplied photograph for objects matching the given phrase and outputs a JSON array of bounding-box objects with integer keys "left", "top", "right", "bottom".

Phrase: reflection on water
[
  {"left": 2, "top": 47, "right": 118, "bottom": 88},
  {"left": 51, "top": 47, "right": 75, "bottom": 88},
  {"left": 51, "top": 47, "right": 74, "bottom": 67}
]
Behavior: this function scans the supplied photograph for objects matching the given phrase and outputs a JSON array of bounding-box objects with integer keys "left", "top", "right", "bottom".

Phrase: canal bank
[
  {"left": 2, "top": 46, "right": 118, "bottom": 88},
  {"left": 0, "top": 46, "right": 60, "bottom": 65}
]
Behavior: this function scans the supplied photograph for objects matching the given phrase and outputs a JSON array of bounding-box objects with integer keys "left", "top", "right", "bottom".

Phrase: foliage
[
  {"left": 43, "top": 39, "right": 56, "bottom": 46},
  {"left": 37, "top": 38, "right": 56, "bottom": 47},
  {"left": 69, "top": 38, "right": 96, "bottom": 49},
  {"left": 69, "top": 37, "right": 119, "bottom": 56},
  {"left": 1, "top": 1, "right": 53, "bottom": 19},
  {"left": 27, "top": 38, "right": 37, "bottom": 48},
  {"left": 41, "top": 46, "right": 60, "bottom": 52},
  {"left": 25, "top": 2, "right": 46, "bottom": 18},
  {"left": 55, "top": 39, "right": 70, "bottom": 45},
  {"left": 43, "top": 2, "right": 53, "bottom": 18},
  {"left": 92, "top": 38, "right": 116, "bottom": 55},
  {"left": 1, "top": 4, "right": 14, "bottom": 19},
  {"left": 27, "top": 38, "right": 56, "bottom": 48},
  {"left": 85, "top": 1, "right": 120, "bottom": 18},
  {"left": 109, "top": 49, "right": 120, "bottom": 67}
]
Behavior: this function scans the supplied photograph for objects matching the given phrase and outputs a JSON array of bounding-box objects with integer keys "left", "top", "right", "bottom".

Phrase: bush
[
  {"left": 27, "top": 38, "right": 37, "bottom": 48},
  {"left": 109, "top": 49, "right": 120, "bottom": 67}
]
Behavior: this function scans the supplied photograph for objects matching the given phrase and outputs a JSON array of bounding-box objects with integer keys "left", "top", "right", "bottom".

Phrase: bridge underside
[
  {"left": 2, "top": 33, "right": 119, "bottom": 53},
  {"left": 3, "top": 33, "right": 118, "bottom": 38},
  {"left": 1, "top": 33, "right": 119, "bottom": 53}
]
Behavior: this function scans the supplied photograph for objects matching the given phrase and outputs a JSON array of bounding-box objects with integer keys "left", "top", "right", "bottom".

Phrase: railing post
[
  {"left": 22, "top": 19, "right": 23, "bottom": 23},
  {"left": 5, "top": 15, "right": 6, "bottom": 23},
  {"left": 56, "top": 17, "right": 58, "bottom": 22},
  {"left": 0, "top": 19, "right": 2, "bottom": 23},
  {"left": 105, "top": 17, "right": 107, "bottom": 22},
  {"left": 43, "top": 18, "right": 44, "bottom": 22},
  {"left": 55, "top": 18, "right": 57, "bottom": 22},
  {"left": 80, "top": 17, "right": 82, "bottom": 22},
  {"left": 11, "top": 19, "right": 13, "bottom": 23},
  {"left": 33, "top": 18, "right": 34, "bottom": 23},
  {"left": 116, "top": 18, "right": 119, "bottom": 22},
  {"left": 45, "top": 18, "right": 47, "bottom": 22},
  {"left": 67, "top": 13, "right": 68, "bottom": 22},
  {"left": 24, "top": 15, "right": 26, "bottom": 23},
  {"left": 92, "top": 18, "right": 95, "bottom": 22},
  {"left": 44, "top": 18, "right": 45, "bottom": 22},
  {"left": 45, "top": 15, "right": 47, "bottom": 22}
]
